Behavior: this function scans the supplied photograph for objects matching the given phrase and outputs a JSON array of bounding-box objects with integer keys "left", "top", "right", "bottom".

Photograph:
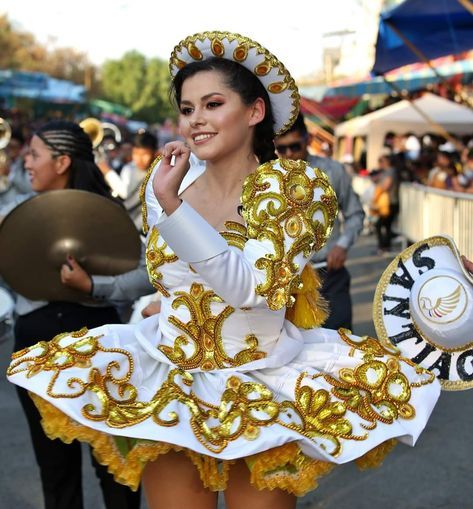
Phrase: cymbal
[{"left": 0, "top": 190, "right": 141, "bottom": 302}]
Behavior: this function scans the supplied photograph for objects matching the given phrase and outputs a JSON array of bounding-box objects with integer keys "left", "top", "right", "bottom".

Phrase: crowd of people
[{"left": 346, "top": 131, "right": 473, "bottom": 255}]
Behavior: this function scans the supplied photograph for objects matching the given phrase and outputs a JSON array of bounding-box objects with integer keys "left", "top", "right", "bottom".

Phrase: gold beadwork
[
  {"left": 220, "top": 221, "right": 248, "bottom": 250},
  {"left": 241, "top": 159, "right": 337, "bottom": 310},
  {"left": 7, "top": 328, "right": 134, "bottom": 401},
  {"left": 187, "top": 42, "right": 203, "bottom": 60},
  {"left": 211, "top": 37, "right": 225, "bottom": 56},
  {"left": 9, "top": 327, "right": 435, "bottom": 456},
  {"left": 160, "top": 283, "right": 266, "bottom": 370},
  {"left": 140, "top": 155, "right": 162, "bottom": 235},
  {"left": 145, "top": 226, "right": 178, "bottom": 297},
  {"left": 268, "top": 81, "right": 288, "bottom": 94},
  {"left": 233, "top": 43, "right": 248, "bottom": 62}
]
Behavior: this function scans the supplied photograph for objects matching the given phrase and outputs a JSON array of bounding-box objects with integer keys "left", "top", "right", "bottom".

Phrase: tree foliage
[
  {"left": 0, "top": 15, "right": 93, "bottom": 84},
  {"left": 0, "top": 14, "right": 174, "bottom": 122},
  {"left": 101, "top": 51, "right": 174, "bottom": 123}
]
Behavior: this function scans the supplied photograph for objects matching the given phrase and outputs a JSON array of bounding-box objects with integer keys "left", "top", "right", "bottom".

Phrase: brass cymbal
[{"left": 0, "top": 190, "right": 141, "bottom": 302}]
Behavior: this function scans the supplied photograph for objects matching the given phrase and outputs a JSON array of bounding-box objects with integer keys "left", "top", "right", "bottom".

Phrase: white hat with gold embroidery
[
  {"left": 374, "top": 235, "right": 473, "bottom": 391},
  {"left": 169, "top": 31, "right": 300, "bottom": 136}
]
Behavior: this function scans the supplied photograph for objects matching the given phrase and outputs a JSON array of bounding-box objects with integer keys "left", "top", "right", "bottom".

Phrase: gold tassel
[{"left": 285, "top": 265, "right": 329, "bottom": 329}]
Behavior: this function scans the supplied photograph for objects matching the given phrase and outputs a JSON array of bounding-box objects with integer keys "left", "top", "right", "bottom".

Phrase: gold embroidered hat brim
[
  {"left": 373, "top": 235, "right": 473, "bottom": 391},
  {"left": 169, "top": 31, "right": 300, "bottom": 136}
]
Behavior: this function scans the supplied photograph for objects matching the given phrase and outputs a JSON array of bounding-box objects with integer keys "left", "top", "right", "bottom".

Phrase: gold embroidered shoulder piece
[
  {"left": 140, "top": 155, "right": 163, "bottom": 235},
  {"left": 241, "top": 159, "right": 337, "bottom": 310},
  {"left": 146, "top": 226, "right": 178, "bottom": 297}
]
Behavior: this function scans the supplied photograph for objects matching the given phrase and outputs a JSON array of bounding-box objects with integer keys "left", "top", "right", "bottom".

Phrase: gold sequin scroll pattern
[
  {"left": 240, "top": 159, "right": 337, "bottom": 310},
  {"left": 7, "top": 328, "right": 135, "bottom": 403},
  {"left": 160, "top": 283, "right": 266, "bottom": 371},
  {"left": 146, "top": 226, "right": 178, "bottom": 298},
  {"left": 8, "top": 328, "right": 434, "bottom": 456}
]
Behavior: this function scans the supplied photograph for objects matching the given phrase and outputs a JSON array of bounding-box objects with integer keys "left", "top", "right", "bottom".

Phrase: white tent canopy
[{"left": 335, "top": 93, "right": 473, "bottom": 169}]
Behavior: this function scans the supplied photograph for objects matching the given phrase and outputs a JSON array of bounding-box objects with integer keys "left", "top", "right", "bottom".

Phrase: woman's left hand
[
  {"left": 153, "top": 141, "right": 191, "bottom": 215},
  {"left": 60, "top": 256, "right": 92, "bottom": 294},
  {"left": 461, "top": 255, "right": 473, "bottom": 274}
]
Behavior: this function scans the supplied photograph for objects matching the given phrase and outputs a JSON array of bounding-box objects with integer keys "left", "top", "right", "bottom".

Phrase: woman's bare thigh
[
  {"left": 142, "top": 450, "right": 218, "bottom": 509},
  {"left": 224, "top": 459, "right": 296, "bottom": 509}
]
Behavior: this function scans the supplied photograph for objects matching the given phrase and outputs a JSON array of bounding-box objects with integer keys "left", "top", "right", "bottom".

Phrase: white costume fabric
[{"left": 7, "top": 157, "right": 440, "bottom": 494}]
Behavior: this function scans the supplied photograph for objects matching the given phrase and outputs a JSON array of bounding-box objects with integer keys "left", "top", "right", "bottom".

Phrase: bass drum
[{"left": 0, "top": 287, "right": 14, "bottom": 343}]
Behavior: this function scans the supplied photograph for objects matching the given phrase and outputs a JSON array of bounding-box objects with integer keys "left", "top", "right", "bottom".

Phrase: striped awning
[{"left": 324, "top": 58, "right": 473, "bottom": 98}]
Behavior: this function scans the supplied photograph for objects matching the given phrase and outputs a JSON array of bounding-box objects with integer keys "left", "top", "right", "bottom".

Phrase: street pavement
[{"left": 1, "top": 233, "right": 471, "bottom": 509}]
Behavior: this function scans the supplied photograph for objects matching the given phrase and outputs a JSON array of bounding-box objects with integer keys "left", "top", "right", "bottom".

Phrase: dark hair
[
  {"left": 10, "top": 128, "right": 25, "bottom": 145},
  {"left": 466, "top": 148, "right": 473, "bottom": 161},
  {"left": 378, "top": 154, "right": 393, "bottom": 166},
  {"left": 170, "top": 57, "right": 276, "bottom": 163},
  {"left": 280, "top": 112, "right": 308, "bottom": 138},
  {"left": 132, "top": 131, "right": 158, "bottom": 151},
  {"left": 35, "top": 120, "right": 112, "bottom": 198}
]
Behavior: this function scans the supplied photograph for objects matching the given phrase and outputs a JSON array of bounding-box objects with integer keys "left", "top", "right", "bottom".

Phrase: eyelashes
[{"left": 179, "top": 102, "right": 224, "bottom": 116}]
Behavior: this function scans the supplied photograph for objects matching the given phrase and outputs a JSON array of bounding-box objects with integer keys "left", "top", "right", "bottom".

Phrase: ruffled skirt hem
[{"left": 31, "top": 393, "right": 397, "bottom": 496}]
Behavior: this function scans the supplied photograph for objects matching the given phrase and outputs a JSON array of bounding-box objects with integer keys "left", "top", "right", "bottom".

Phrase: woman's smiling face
[
  {"left": 24, "top": 135, "right": 68, "bottom": 192},
  {"left": 178, "top": 70, "right": 261, "bottom": 163}
]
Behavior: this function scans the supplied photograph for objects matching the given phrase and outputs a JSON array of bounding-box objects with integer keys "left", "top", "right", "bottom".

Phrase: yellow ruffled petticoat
[{"left": 32, "top": 392, "right": 395, "bottom": 496}]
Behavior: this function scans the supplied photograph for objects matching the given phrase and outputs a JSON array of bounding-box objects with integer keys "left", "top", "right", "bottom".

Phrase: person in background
[
  {"left": 427, "top": 150, "right": 458, "bottom": 190},
  {"left": 3, "top": 120, "right": 141, "bottom": 509},
  {"left": 404, "top": 132, "right": 421, "bottom": 161},
  {"left": 157, "top": 118, "right": 181, "bottom": 150},
  {"left": 0, "top": 129, "right": 32, "bottom": 207},
  {"left": 452, "top": 148, "right": 473, "bottom": 193},
  {"left": 370, "top": 154, "right": 399, "bottom": 255},
  {"left": 275, "top": 112, "right": 364, "bottom": 330},
  {"left": 99, "top": 131, "right": 158, "bottom": 230}
]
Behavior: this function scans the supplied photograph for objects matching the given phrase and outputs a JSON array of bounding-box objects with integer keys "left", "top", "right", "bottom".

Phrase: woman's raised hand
[{"left": 153, "top": 141, "right": 191, "bottom": 215}]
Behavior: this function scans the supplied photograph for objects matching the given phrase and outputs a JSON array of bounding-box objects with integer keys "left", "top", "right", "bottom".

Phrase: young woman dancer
[{"left": 7, "top": 33, "right": 441, "bottom": 509}]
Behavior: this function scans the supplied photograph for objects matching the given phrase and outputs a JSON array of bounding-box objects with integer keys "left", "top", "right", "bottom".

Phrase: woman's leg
[
  {"left": 13, "top": 303, "right": 124, "bottom": 509},
  {"left": 91, "top": 452, "right": 141, "bottom": 509},
  {"left": 14, "top": 310, "right": 84, "bottom": 509},
  {"left": 142, "top": 450, "right": 217, "bottom": 509},
  {"left": 224, "top": 459, "right": 296, "bottom": 509},
  {"left": 16, "top": 385, "right": 84, "bottom": 509}
]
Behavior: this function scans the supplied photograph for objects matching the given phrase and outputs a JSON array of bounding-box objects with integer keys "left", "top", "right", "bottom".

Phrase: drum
[{"left": 0, "top": 287, "right": 14, "bottom": 343}]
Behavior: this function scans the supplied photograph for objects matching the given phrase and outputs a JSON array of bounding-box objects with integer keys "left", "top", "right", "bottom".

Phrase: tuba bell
[
  {"left": 0, "top": 118, "right": 12, "bottom": 176},
  {"left": 0, "top": 118, "right": 12, "bottom": 150},
  {"left": 101, "top": 122, "right": 122, "bottom": 145},
  {"left": 79, "top": 117, "right": 104, "bottom": 149}
]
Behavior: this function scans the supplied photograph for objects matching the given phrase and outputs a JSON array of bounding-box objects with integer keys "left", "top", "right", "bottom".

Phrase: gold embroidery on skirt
[{"left": 9, "top": 328, "right": 435, "bottom": 457}]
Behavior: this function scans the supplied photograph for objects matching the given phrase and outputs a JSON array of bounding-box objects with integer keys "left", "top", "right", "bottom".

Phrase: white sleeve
[
  {"left": 104, "top": 169, "right": 129, "bottom": 199},
  {"left": 157, "top": 159, "right": 337, "bottom": 310}
]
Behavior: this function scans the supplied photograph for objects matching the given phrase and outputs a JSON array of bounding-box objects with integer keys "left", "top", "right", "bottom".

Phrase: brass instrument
[
  {"left": 79, "top": 118, "right": 122, "bottom": 149},
  {"left": 102, "top": 122, "right": 122, "bottom": 145},
  {"left": 0, "top": 190, "right": 141, "bottom": 301},
  {"left": 0, "top": 118, "right": 12, "bottom": 186},
  {"left": 79, "top": 117, "right": 104, "bottom": 148},
  {"left": 0, "top": 118, "right": 12, "bottom": 150}
]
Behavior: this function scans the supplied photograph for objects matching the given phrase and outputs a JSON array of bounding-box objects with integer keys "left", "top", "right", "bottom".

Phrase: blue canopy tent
[{"left": 372, "top": 0, "right": 473, "bottom": 75}]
